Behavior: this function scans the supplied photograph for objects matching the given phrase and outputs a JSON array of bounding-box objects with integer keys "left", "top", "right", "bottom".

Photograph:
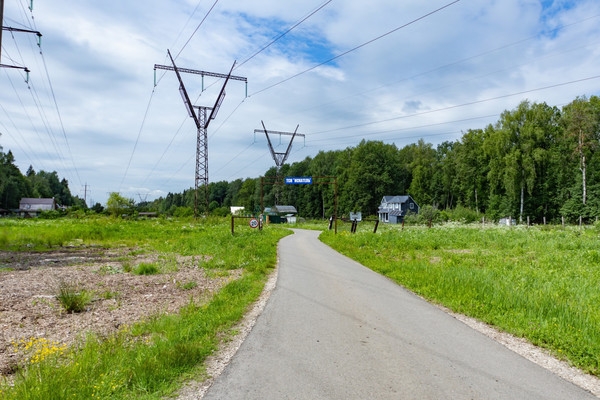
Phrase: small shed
[
  {"left": 378, "top": 195, "right": 419, "bottom": 223},
  {"left": 263, "top": 205, "right": 298, "bottom": 224},
  {"left": 19, "top": 198, "right": 57, "bottom": 217}
]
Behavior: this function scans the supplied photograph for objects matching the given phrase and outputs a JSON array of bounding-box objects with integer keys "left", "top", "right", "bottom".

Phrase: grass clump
[
  {"left": 57, "top": 281, "right": 92, "bottom": 313},
  {"left": 178, "top": 281, "right": 198, "bottom": 290},
  {"left": 133, "top": 262, "right": 159, "bottom": 275}
]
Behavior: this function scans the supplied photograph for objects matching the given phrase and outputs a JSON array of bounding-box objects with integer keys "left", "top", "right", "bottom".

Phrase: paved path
[{"left": 203, "top": 229, "right": 596, "bottom": 399}]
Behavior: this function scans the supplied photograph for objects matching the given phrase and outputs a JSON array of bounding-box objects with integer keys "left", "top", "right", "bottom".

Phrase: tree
[
  {"left": 454, "top": 128, "right": 489, "bottom": 214},
  {"left": 561, "top": 96, "right": 600, "bottom": 208},
  {"left": 407, "top": 139, "right": 437, "bottom": 206},
  {"left": 342, "top": 140, "right": 402, "bottom": 216},
  {"left": 106, "top": 192, "right": 134, "bottom": 217},
  {"left": 0, "top": 150, "right": 31, "bottom": 209}
]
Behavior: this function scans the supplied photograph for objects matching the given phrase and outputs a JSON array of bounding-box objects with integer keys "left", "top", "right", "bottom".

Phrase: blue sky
[{"left": 1, "top": 0, "right": 599, "bottom": 206}]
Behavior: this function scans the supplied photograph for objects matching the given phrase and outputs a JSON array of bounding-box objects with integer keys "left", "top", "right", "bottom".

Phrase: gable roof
[
  {"left": 381, "top": 195, "right": 411, "bottom": 204},
  {"left": 271, "top": 205, "right": 297, "bottom": 214},
  {"left": 20, "top": 198, "right": 56, "bottom": 205}
]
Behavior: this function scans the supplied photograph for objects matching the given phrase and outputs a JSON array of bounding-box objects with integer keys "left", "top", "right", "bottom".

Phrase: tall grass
[
  {"left": 320, "top": 224, "right": 600, "bottom": 375},
  {"left": 0, "top": 217, "right": 291, "bottom": 399}
]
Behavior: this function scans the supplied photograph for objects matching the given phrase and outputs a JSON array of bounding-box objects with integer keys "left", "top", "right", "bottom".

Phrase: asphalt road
[{"left": 203, "top": 229, "right": 596, "bottom": 399}]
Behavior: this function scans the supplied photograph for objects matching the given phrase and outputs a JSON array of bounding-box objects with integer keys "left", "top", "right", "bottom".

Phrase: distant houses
[
  {"left": 18, "top": 198, "right": 57, "bottom": 217},
  {"left": 377, "top": 195, "right": 419, "bottom": 223}
]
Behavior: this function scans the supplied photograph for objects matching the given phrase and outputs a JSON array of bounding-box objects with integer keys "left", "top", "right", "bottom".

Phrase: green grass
[
  {"left": 133, "top": 262, "right": 160, "bottom": 275},
  {"left": 0, "top": 217, "right": 291, "bottom": 399},
  {"left": 320, "top": 223, "right": 600, "bottom": 376},
  {"left": 56, "top": 281, "right": 93, "bottom": 313}
]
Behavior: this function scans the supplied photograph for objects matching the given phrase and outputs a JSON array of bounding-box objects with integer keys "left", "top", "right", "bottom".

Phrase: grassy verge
[
  {"left": 0, "top": 217, "right": 291, "bottom": 399},
  {"left": 320, "top": 223, "right": 600, "bottom": 376}
]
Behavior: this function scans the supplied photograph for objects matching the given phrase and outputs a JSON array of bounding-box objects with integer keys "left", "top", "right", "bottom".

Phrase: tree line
[
  {"left": 0, "top": 148, "right": 86, "bottom": 210},
  {"left": 148, "top": 96, "right": 600, "bottom": 223},
  {"left": 3, "top": 95, "right": 600, "bottom": 223}
]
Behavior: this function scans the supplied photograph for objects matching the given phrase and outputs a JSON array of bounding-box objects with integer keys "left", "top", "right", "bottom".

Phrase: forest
[
  {"left": 0, "top": 151, "right": 86, "bottom": 211},
  {"left": 2, "top": 95, "right": 600, "bottom": 223},
  {"left": 149, "top": 96, "right": 600, "bottom": 224}
]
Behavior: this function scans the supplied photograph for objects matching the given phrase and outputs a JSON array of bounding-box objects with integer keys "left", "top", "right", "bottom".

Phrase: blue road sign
[{"left": 285, "top": 176, "right": 313, "bottom": 185}]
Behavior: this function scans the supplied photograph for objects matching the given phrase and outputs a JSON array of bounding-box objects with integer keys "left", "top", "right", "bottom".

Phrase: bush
[{"left": 57, "top": 281, "right": 92, "bottom": 313}]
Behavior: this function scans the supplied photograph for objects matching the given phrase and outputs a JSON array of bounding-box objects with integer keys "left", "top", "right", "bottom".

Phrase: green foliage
[
  {"left": 321, "top": 225, "right": 600, "bottom": 375},
  {"left": 0, "top": 218, "right": 291, "bottom": 399},
  {"left": 106, "top": 192, "right": 135, "bottom": 217},
  {"left": 5, "top": 94, "right": 600, "bottom": 224},
  {"left": 57, "top": 281, "right": 93, "bottom": 313},
  {"left": 133, "top": 262, "right": 159, "bottom": 275}
]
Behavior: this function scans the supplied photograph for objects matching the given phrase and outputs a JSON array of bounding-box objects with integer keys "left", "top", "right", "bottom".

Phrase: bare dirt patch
[{"left": 0, "top": 248, "right": 240, "bottom": 378}]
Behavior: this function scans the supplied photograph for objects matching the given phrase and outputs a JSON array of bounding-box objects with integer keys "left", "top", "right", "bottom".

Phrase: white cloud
[{"left": 1, "top": 0, "right": 600, "bottom": 205}]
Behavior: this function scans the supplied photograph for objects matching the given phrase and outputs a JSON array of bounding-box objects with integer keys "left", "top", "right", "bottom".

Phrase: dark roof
[
  {"left": 382, "top": 195, "right": 411, "bottom": 204},
  {"left": 271, "top": 205, "right": 297, "bottom": 214}
]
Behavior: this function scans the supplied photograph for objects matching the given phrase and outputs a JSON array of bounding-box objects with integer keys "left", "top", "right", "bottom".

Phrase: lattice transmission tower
[{"left": 155, "top": 50, "right": 247, "bottom": 217}]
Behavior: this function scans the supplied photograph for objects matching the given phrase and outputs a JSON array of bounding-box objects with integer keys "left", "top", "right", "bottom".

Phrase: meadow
[
  {"left": 321, "top": 223, "right": 600, "bottom": 376},
  {"left": 3, "top": 217, "right": 600, "bottom": 398},
  {"left": 0, "top": 217, "right": 290, "bottom": 400}
]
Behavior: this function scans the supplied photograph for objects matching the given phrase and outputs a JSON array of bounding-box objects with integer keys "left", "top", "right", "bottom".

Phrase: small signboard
[
  {"left": 285, "top": 176, "right": 313, "bottom": 185},
  {"left": 249, "top": 218, "right": 259, "bottom": 228},
  {"left": 349, "top": 212, "right": 362, "bottom": 222}
]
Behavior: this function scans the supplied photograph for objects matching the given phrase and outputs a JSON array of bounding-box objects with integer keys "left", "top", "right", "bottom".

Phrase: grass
[
  {"left": 56, "top": 281, "right": 93, "bottom": 313},
  {"left": 0, "top": 216, "right": 291, "bottom": 399},
  {"left": 133, "top": 262, "right": 159, "bottom": 275},
  {"left": 320, "top": 223, "right": 600, "bottom": 376}
]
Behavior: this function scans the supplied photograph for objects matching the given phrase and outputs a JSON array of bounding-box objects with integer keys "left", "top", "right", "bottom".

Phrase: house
[
  {"left": 263, "top": 205, "right": 298, "bottom": 224},
  {"left": 378, "top": 195, "right": 419, "bottom": 223},
  {"left": 19, "top": 198, "right": 57, "bottom": 217}
]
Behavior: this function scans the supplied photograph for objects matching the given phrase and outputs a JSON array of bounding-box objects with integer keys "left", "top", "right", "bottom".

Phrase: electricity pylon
[
  {"left": 155, "top": 50, "right": 247, "bottom": 217},
  {"left": 255, "top": 120, "right": 305, "bottom": 174},
  {"left": 255, "top": 121, "right": 305, "bottom": 205}
]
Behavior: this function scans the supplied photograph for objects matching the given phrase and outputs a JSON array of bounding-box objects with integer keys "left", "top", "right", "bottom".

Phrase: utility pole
[
  {"left": 155, "top": 50, "right": 247, "bottom": 218},
  {"left": 82, "top": 183, "right": 89, "bottom": 206},
  {"left": 0, "top": 0, "right": 42, "bottom": 76},
  {"left": 1, "top": 0, "right": 4, "bottom": 62}
]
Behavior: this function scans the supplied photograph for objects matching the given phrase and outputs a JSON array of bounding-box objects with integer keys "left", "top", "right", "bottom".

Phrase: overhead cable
[{"left": 249, "top": 0, "right": 462, "bottom": 97}]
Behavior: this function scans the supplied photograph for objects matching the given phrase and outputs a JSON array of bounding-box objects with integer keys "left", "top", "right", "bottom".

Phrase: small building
[
  {"left": 19, "top": 198, "right": 58, "bottom": 217},
  {"left": 264, "top": 205, "right": 298, "bottom": 224},
  {"left": 230, "top": 206, "right": 245, "bottom": 216},
  {"left": 378, "top": 195, "right": 419, "bottom": 224}
]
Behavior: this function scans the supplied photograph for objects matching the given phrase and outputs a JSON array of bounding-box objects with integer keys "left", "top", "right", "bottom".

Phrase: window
[{"left": 409, "top": 202, "right": 414, "bottom": 210}]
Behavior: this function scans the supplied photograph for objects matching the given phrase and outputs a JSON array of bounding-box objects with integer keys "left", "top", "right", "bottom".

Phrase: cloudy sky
[{"left": 1, "top": 0, "right": 599, "bottom": 206}]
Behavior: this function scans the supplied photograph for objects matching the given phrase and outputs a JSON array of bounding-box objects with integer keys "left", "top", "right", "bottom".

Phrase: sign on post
[{"left": 285, "top": 176, "right": 313, "bottom": 185}]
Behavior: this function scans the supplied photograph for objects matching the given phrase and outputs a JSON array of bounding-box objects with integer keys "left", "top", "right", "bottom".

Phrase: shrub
[{"left": 57, "top": 281, "right": 92, "bottom": 313}]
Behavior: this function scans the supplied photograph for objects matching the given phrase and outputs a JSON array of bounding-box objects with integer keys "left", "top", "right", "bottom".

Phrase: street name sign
[{"left": 285, "top": 176, "right": 313, "bottom": 185}]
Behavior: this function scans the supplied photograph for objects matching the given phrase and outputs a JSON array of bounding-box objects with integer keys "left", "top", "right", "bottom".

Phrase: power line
[
  {"left": 249, "top": 0, "right": 462, "bottom": 97},
  {"left": 236, "top": 0, "right": 333, "bottom": 70},
  {"left": 174, "top": 0, "right": 220, "bottom": 59}
]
